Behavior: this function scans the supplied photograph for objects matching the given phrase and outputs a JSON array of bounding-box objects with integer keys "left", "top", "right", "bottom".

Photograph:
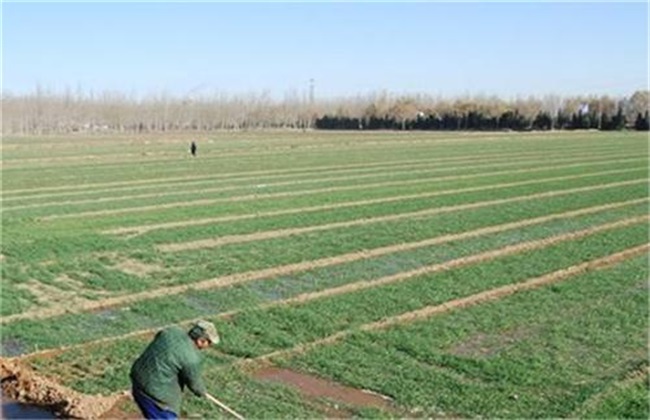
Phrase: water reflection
[{"left": 1, "top": 394, "right": 55, "bottom": 419}]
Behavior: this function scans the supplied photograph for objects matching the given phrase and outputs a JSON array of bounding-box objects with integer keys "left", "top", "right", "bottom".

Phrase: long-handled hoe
[{"left": 206, "top": 393, "right": 245, "bottom": 420}]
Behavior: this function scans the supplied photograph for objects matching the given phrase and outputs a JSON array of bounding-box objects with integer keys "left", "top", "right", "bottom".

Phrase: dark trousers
[{"left": 132, "top": 387, "right": 178, "bottom": 420}]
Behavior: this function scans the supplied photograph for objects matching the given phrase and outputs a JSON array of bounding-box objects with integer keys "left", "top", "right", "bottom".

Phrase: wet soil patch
[
  {"left": 1, "top": 339, "right": 27, "bottom": 358},
  {"left": 253, "top": 366, "right": 395, "bottom": 415}
]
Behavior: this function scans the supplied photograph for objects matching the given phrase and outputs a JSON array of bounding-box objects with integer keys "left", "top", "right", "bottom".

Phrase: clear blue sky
[{"left": 3, "top": 1, "right": 648, "bottom": 99}]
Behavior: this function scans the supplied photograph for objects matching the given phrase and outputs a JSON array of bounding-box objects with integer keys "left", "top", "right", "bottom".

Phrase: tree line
[
  {"left": 316, "top": 91, "right": 649, "bottom": 132},
  {"left": 316, "top": 107, "right": 649, "bottom": 131},
  {"left": 2, "top": 87, "right": 648, "bottom": 135}
]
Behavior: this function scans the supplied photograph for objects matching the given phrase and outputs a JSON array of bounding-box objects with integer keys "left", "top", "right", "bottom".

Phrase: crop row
[
  {"left": 2, "top": 175, "right": 646, "bottom": 301},
  {"left": 3, "top": 150, "right": 641, "bottom": 209},
  {"left": 4, "top": 131, "right": 646, "bottom": 190},
  {"left": 3, "top": 140, "right": 640, "bottom": 199},
  {"left": 24, "top": 227, "right": 648, "bottom": 418},
  {"left": 1, "top": 177, "right": 646, "bottom": 320},
  {"left": 1, "top": 130, "right": 636, "bottom": 162},
  {"left": 5, "top": 208, "right": 646, "bottom": 354},
  {"left": 279, "top": 254, "right": 648, "bottom": 418},
  {"left": 4, "top": 153, "right": 644, "bottom": 220},
  {"left": 4, "top": 163, "right": 644, "bottom": 257}
]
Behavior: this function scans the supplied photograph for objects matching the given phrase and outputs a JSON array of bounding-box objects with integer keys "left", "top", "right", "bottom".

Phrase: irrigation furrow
[
  {"left": 14, "top": 207, "right": 648, "bottom": 359},
  {"left": 157, "top": 193, "right": 650, "bottom": 253},
  {"left": 1, "top": 132, "right": 628, "bottom": 169},
  {"left": 12, "top": 243, "right": 642, "bottom": 419},
  {"left": 4, "top": 209, "right": 646, "bottom": 327},
  {"left": 38, "top": 167, "right": 647, "bottom": 221},
  {"left": 5, "top": 154, "right": 644, "bottom": 211},
  {"left": 2, "top": 135, "right": 500, "bottom": 167},
  {"left": 2, "top": 143, "right": 637, "bottom": 197},
  {"left": 243, "top": 243, "right": 650, "bottom": 367},
  {"left": 4, "top": 155, "right": 645, "bottom": 212},
  {"left": 2, "top": 148, "right": 543, "bottom": 196},
  {"left": 105, "top": 178, "right": 648, "bottom": 236},
  {"left": 3, "top": 156, "right": 440, "bottom": 196}
]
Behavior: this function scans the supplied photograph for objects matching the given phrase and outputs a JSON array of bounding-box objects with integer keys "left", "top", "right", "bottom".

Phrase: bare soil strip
[
  {"left": 2, "top": 136, "right": 478, "bottom": 167},
  {"left": 1, "top": 132, "right": 623, "bottom": 169},
  {"left": 6, "top": 245, "right": 646, "bottom": 419},
  {"left": 106, "top": 179, "right": 647, "bottom": 236},
  {"left": 6, "top": 153, "right": 641, "bottom": 211},
  {"left": 1, "top": 150, "right": 536, "bottom": 196},
  {"left": 0, "top": 358, "right": 124, "bottom": 419},
  {"left": 3, "top": 146, "right": 633, "bottom": 197},
  {"left": 2, "top": 155, "right": 459, "bottom": 201},
  {"left": 15, "top": 280, "right": 95, "bottom": 308},
  {"left": 3, "top": 158, "right": 442, "bottom": 204},
  {"left": 13, "top": 203, "right": 646, "bottom": 361},
  {"left": 39, "top": 168, "right": 646, "bottom": 222},
  {"left": 157, "top": 195, "right": 648, "bottom": 252},
  {"left": 5, "top": 209, "right": 646, "bottom": 333},
  {"left": 3, "top": 156, "right": 439, "bottom": 196},
  {"left": 249, "top": 216, "right": 648, "bottom": 311},
  {"left": 2, "top": 154, "right": 636, "bottom": 213},
  {"left": 3, "top": 153, "right": 588, "bottom": 201},
  {"left": 6, "top": 156, "right": 643, "bottom": 213},
  {"left": 243, "top": 243, "right": 650, "bottom": 366}
]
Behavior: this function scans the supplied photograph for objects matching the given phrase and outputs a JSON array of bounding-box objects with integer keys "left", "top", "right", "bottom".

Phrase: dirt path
[
  {"left": 157, "top": 195, "right": 648, "bottom": 252},
  {"left": 0, "top": 358, "right": 125, "bottom": 419},
  {"left": 38, "top": 167, "right": 646, "bottom": 222},
  {"left": 242, "top": 244, "right": 650, "bottom": 366}
]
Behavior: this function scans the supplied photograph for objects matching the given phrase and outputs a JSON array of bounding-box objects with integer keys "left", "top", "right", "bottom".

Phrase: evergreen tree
[
  {"left": 600, "top": 112, "right": 612, "bottom": 130},
  {"left": 634, "top": 111, "right": 650, "bottom": 130},
  {"left": 611, "top": 107, "right": 626, "bottom": 130}
]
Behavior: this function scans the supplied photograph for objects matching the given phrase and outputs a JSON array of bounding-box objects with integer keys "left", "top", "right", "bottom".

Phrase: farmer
[
  {"left": 190, "top": 141, "right": 197, "bottom": 157},
  {"left": 130, "top": 320, "right": 219, "bottom": 419}
]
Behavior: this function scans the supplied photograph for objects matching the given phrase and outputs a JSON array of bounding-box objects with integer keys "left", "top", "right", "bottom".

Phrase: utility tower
[
  {"left": 307, "top": 78, "right": 315, "bottom": 129},
  {"left": 309, "top": 78, "right": 315, "bottom": 105}
]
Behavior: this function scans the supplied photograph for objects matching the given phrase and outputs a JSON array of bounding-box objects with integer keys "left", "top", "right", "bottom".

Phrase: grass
[
  {"left": 2, "top": 130, "right": 647, "bottom": 418},
  {"left": 4, "top": 194, "right": 647, "bottom": 348},
  {"left": 21, "top": 220, "right": 647, "bottom": 380},
  {"left": 284, "top": 255, "right": 649, "bottom": 418}
]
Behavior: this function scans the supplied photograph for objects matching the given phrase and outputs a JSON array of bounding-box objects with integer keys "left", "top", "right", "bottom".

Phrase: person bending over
[{"left": 130, "top": 320, "right": 219, "bottom": 419}]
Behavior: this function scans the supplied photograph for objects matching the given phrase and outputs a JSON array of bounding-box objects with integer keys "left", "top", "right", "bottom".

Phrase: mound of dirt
[{"left": 0, "top": 358, "right": 124, "bottom": 419}]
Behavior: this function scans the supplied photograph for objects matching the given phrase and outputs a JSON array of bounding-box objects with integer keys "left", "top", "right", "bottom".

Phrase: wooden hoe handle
[{"left": 206, "top": 393, "right": 245, "bottom": 420}]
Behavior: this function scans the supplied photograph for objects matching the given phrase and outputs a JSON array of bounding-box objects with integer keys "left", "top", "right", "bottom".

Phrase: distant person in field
[
  {"left": 190, "top": 141, "right": 197, "bottom": 157},
  {"left": 130, "top": 320, "right": 219, "bottom": 419}
]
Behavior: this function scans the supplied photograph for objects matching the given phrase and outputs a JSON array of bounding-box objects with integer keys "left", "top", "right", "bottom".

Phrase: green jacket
[{"left": 130, "top": 326, "right": 207, "bottom": 414}]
